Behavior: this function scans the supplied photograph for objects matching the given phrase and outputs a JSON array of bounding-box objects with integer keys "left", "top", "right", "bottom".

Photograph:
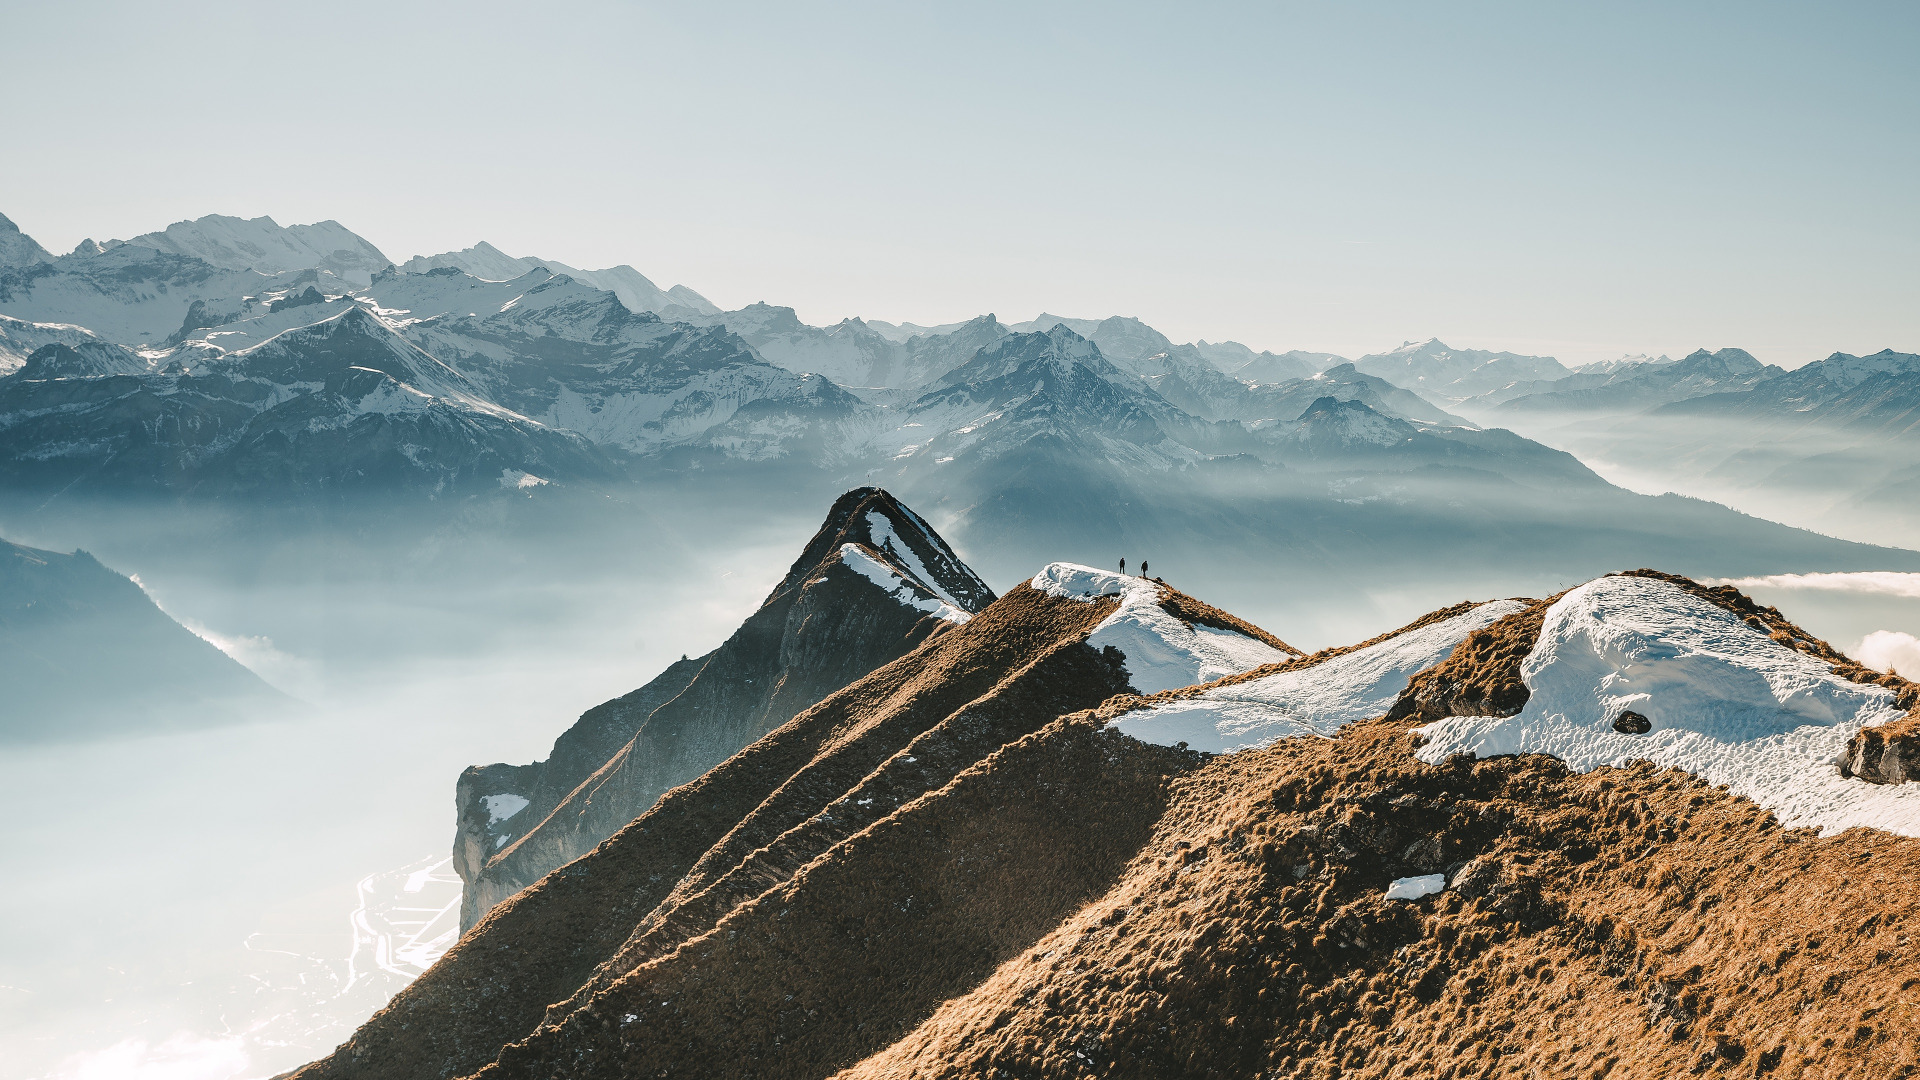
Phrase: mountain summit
[
  {"left": 0, "top": 211, "right": 52, "bottom": 268},
  {"left": 450, "top": 488, "right": 995, "bottom": 927},
  {"left": 291, "top": 564, "right": 1919, "bottom": 1080}
]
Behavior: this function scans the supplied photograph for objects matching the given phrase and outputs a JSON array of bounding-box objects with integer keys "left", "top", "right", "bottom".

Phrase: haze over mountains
[
  {"left": 2, "top": 210, "right": 1913, "bottom": 610},
  {"left": 3, "top": 210, "right": 1916, "bottom": 1080},
  {"left": 281, "top": 519, "right": 1920, "bottom": 1080}
]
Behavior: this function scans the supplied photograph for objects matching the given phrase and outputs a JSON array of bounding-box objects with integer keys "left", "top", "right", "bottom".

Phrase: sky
[{"left": 2, "top": 0, "right": 1915, "bottom": 367}]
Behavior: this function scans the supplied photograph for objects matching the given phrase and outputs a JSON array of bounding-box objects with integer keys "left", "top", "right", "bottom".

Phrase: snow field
[
  {"left": 1415, "top": 575, "right": 1920, "bottom": 837},
  {"left": 1385, "top": 874, "right": 1447, "bottom": 900},
  {"left": 840, "top": 544, "right": 971, "bottom": 624},
  {"left": 1030, "top": 562, "right": 1294, "bottom": 695},
  {"left": 1109, "top": 599, "right": 1528, "bottom": 752},
  {"left": 865, "top": 509, "right": 965, "bottom": 609}
]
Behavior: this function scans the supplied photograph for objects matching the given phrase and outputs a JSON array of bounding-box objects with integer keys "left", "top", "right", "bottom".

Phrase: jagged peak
[{"left": 770, "top": 488, "right": 994, "bottom": 616}]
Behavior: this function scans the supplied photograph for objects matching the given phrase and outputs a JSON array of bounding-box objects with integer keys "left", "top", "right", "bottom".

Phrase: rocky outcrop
[
  {"left": 291, "top": 570, "right": 1920, "bottom": 1080},
  {"left": 1843, "top": 717, "right": 1920, "bottom": 784},
  {"left": 450, "top": 488, "right": 996, "bottom": 929}
]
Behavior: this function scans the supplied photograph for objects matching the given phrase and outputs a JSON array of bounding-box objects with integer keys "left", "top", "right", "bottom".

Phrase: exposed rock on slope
[
  {"left": 1408, "top": 570, "right": 1920, "bottom": 837},
  {"left": 289, "top": 552, "right": 1290, "bottom": 1080},
  {"left": 0, "top": 305, "right": 612, "bottom": 495},
  {"left": 451, "top": 488, "right": 996, "bottom": 928},
  {"left": 296, "top": 567, "right": 1920, "bottom": 1080},
  {"left": 0, "top": 538, "right": 286, "bottom": 739}
]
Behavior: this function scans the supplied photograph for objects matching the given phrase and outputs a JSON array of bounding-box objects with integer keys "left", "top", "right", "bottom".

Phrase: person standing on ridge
[
  {"left": 1119, "top": 558, "right": 1126, "bottom": 574},
  {"left": 1141, "top": 560, "right": 1149, "bottom": 578}
]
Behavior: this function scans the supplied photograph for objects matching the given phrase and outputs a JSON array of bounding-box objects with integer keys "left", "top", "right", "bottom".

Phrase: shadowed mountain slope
[
  {"left": 297, "top": 568, "right": 1920, "bottom": 1080},
  {"left": 0, "top": 538, "right": 286, "bottom": 739},
  {"left": 288, "top": 555, "right": 1293, "bottom": 1080},
  {"left": 451, "top": 488, "right": 996, "bottom": 928}
]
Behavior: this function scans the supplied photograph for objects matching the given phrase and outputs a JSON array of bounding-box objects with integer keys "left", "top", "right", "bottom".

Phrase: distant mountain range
[
  {"left": 1447, "top": 346, "right": 1920, "bottom": 546},
  {"left": 1, "top": 209, "right": 1914, "bottom": 590}
]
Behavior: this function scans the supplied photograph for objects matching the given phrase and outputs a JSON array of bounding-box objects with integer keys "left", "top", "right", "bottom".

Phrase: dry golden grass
[
  {"left": 839, "top": 717, "right": 1920, "bottom": 1080},
  {"left": 292, "top": 570, "right": 1920, "bottom": 1080}
]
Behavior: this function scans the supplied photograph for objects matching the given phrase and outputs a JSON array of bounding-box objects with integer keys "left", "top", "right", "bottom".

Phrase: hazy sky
[{"left": 3, "top": 1, "right": 1914, "bottom": 366}]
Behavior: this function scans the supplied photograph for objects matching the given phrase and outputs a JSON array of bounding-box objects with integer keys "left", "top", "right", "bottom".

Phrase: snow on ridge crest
[
  {"left": 1415, "top": 575, "right": 1920, "bottom": 837},
  {"left": 838, "top": 543, "right": 971, "bottom": 624},
  {"left": 1112, "top": 599, "right": 1528, "bottom": 753},
  {"left": 1029, "top": 562, "right": 1291, "bottom": 695},
  {"left": 864, "top": 509, "right": 965, "bottom": 610}
]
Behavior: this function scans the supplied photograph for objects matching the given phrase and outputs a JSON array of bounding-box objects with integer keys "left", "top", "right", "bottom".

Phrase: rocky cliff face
[{"left": 449, "top": 487, "right": 997, "bottom": 929}]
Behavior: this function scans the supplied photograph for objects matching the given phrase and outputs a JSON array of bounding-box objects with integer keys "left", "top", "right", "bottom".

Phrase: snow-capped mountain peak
[
  {"left": 120, "top": 214, "right": 392, "bottom": 284},
  {"left": 0, "top": 212, "right": 53, "bottom": 268}
]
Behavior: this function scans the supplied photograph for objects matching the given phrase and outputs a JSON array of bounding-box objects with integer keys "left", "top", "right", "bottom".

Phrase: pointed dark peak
[
  {"left": 768, "top": 488, "right": 994, "bottom": 614},
  {"left": 1318, "top": 362, "right": 1360, "bottom": 377},
  {"left": 1296, "top": 395, "right": 1379, "bottom": 423}
]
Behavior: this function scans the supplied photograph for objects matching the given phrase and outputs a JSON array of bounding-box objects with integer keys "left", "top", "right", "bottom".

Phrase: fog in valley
[{"left": 5, "top": 481, "right": 1919, "bottom": 1079}]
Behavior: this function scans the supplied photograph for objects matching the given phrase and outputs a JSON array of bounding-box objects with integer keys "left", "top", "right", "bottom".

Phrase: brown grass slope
[
  {"left": 536, "top": 584, "right": 1138, "bottom": 1023},
  {"left": 290, "top": 576, "right": 1194, "bottom": 1080},
  {"left": 455, "top": 487, "right": 994, "bottom": 928},
  {"left": 840, "top": 717, "right": 1920, "bottom": 1080},
  {"left": 834, "top": 574, "right": 1920, "bottom": 1079},
  {"left": 474, "top": 718, "right": 1203, "bottom": 1080}
]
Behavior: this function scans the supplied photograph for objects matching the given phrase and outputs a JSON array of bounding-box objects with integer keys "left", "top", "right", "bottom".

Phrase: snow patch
[
  {"left": 864, "top": 509, "right": 964, "bottom": 609},
  {"left": 498, "top": 469, "right": 549, "bottom": 490},
  {"left": 1111, "top": 600, "right": 1527, "bottom": 752},
  {"left": 1030, "top": 562, "right": 1294, "bottom": 695},
  {"left": 1415, "top": 576, "right": 1920, "bottom": 837},
  {"left": 481, "top": 793, "right": 529, "bottom": 824},
  {"left": 839, "top": 543, "right": 970, "bottom": 624},
  {"left": 1385, "top": 874, "right": 1446, "bottom": 900}
]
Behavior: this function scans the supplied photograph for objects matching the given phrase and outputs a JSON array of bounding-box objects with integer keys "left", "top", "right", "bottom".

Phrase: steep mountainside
[
  {"left": 0, "top": 306, "right": 611, "bottom": 495},
  {"left": 380, "top": 271, "right": 880, "bottom": 463},
  {"left": 398, "top": 240, "right": 718, "bottom": 318},
  {"left": 451, "top": 488, "right": 996, "bottom": 928},
  {"left": 288, "top": 554, "right": 1293, "bottom": 1080},
  {"left": 0, "top": 538, "right": 286, "bottom": 739},
  {"left": 293, "top": 569, "right": 1919, "bottom": 1080},
  {"left": 0, "top": 240, "right": 363, "bottom": 346},
  {"left": 122, "top": 214, "right": 392, "bottom": 284},
  {"left": 0, "top": 314, "right": 103, "bottom": 374},
  {"left": 1491, "top": 347, "right": 1778, "bottom": 415},
  {"left": 1355, "top": 338, "right": 1571, "bottom": 404},
  {"left": 0, "top": 212, "right": 53, "bottom": 268}
]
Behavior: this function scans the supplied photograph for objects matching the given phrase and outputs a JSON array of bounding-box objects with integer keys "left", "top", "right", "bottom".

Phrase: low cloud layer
[
  {"left": 1708, "top": 572, "right": 1920, "bottom": 600},
  {"left": 1856, "top": 631, "right": 1920, "bottom": 678}
]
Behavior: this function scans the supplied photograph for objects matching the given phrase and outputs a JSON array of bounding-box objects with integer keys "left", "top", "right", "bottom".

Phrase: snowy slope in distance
[
  {"left": 125, "top": 214, "right": 392, "bottom": 283},
  {"left": 1111, "top": 599, "right": 1529, "bottom": 752},
  {"left": 1414, "top": 575, "right": 1920, "bottom": 837},
  {"left": 837, "top": 544, "right": 971, "bottom": 624}
]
